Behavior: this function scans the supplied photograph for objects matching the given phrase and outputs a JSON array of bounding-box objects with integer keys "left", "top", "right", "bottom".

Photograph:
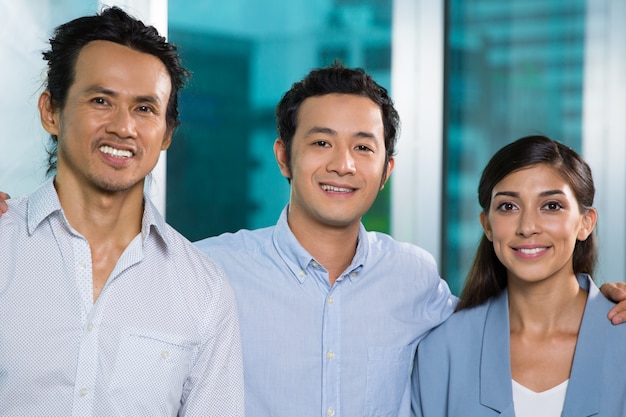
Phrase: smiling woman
[
  {"left": 412, "top": 135, "right": 626, "bottom": 417},
  {"left": 483, "top": 163, "right": 595, "bottom": 289}
]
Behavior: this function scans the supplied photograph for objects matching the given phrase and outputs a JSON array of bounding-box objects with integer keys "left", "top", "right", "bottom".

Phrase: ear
[
  {"left": 39, "top": 91, "right": 60, "bottom": 136},
  {"left": 480, "top": 211, "right": 493, "bottom": 241},
  {"left": 577, "top": 208, "right": 598, "bottom": 241},
  {"left": 380, "top": 156, "right": 395, "bottom": 190},
  {"left": 274, "top": 138, "right": 291, "bottom": 179},
  {"left": 161, "top": 130, "right": 173, "bottom": 151}
]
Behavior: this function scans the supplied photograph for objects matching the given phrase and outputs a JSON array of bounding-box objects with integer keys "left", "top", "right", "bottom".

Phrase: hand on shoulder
[{"left": 0, "top": 192, "right": 9, "bottom": 214}]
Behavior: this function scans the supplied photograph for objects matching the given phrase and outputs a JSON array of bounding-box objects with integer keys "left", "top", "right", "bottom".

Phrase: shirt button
[
  {"left": 78, "top": 387, "right": 89, "bottom": 397},
  {"left": 161, "top": 350, "right": 170, "bottom": 359},
  {"left": 299, "top": 270, "right": 306, "bottom": 277},
  {"left": 350, "top": 271, "right": 356, "bottom": 277},
  {"left": 326, "top": 407, "right": 335, "bottom": 416},
  {"left": 311, "top": 261, "right": 319, "bottom": 268},
  {"left": 326, "top": 350, "right": 335, "bottom": 360},
  {"left": 328, "top": 296, "right": 334, "bottom": 304},
  {"left": 78, "top": 261, "right": 87, "bottom": 270},
  {"left": 86, "top": 323, "right": 94, "bottom": 332}
]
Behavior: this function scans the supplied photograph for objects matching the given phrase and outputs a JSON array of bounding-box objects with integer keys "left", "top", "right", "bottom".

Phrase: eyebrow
[
  {"left": 83, "top": 85, "right": 162, "bottom": 105},
  {"left": 493, "top": 189, "right": 566, "bottom": 198},
  {"left": 305, "top": 126, "right": 377, "bottom": 139}
]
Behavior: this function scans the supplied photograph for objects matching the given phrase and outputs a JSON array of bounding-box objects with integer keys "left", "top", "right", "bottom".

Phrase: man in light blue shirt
[
  {"left": 0, "top": 7, "right": 243, "bottom": 416},
  {"left": 195, "top": 64, "right": 456, "bottom": 417}
]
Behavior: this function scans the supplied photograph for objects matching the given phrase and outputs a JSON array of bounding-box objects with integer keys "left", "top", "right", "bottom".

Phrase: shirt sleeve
[
  {"left": 411, "top": 328, "right": 452, "bottom": 417},
  {"left": 179, "top": 276, "right": 245, "bottom": 417},
  {"left": 416, "top": 250, "right": 458, "bottom": 331}
]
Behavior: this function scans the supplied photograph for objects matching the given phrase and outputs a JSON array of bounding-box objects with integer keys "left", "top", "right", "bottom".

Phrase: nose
[
  {"left": 105, "top": 108, "right": 137, "bottom": 138},
  {"left": 516, "top": 209, "right": 540, "bottom": 237},
  {"left": 327, "top": 145, "right": 356, "bottom": 176}
]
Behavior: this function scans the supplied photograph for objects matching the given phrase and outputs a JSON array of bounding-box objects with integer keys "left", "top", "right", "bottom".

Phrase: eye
[
  {"left": 92, "top": 97, "right": 107, "bottom": 105},
  {"left": 137, "top": 105, "right": 155, "bottom": 113},
  {"left": 495, "top": 201, "right": 517, "bottom": 212},
  {"left": 543, "top": 201, "right": 564, "bottom": 211},
  {"left": 355, "top": 144, "right": 373, "bottom": 152},
  {"left": 313, "top": 140, "right": 330, "bottom": 147}
]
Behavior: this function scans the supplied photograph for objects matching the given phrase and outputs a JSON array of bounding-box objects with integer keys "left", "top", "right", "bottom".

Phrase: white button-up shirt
[{"left": 0, "top": 179, "right": 244, "bottom": 416}]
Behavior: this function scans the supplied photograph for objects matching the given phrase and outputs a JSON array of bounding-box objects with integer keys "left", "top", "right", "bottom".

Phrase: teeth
[
  {"left": 518, "top": 247, "right": 545, "bottom": 255},
  {"left": 100, "top": 145, "right": 132, "bottom": 158},
  {"left": 321, "top": 184, "right": 353, "bottom": 193}
]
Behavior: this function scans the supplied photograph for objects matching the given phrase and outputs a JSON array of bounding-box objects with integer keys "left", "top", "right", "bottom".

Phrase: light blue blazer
[{"left": 411, "top": 274, "right": 626, "bottom": 416}]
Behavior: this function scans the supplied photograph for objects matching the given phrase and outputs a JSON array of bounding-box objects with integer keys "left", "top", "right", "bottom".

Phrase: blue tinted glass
[
  {"left": 445, "top": 0, "right": 586, "bottom": 294},
  {"left": 167, "top": 0, "right": 392, "bottom": 241}
]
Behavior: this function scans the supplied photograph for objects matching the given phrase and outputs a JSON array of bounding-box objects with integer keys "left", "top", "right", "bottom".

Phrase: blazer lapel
[
  {"left": 480, "top": 291, "right": 516, "bottom": 416},
  {"left": 561, "top": 275, "right": 604, "bottom": 417}
]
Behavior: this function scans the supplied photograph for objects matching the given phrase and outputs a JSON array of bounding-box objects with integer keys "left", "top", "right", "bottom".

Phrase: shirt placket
[
  {"left": 320, "top": 272, "right": 341, "bottom": 417},
  {"left": 69, "top": 235, "right": 100, "bottom": 417}
]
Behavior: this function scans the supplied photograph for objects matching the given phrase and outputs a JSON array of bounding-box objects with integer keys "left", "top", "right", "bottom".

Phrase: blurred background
[{"left": 1, "top": 0, "right": 624, "bottom": 294}]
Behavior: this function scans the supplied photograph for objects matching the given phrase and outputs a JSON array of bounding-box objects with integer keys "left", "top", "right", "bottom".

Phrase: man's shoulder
[
  {"left": 365, "top": 230, "right": 437, "bottom": 264},
  {"left": 160, "top": 222, "right": 230, "bottom": 277},
  {"left": 2, "top": 195, "right": 28, "bottom": 219},
  {"left": 0, "top": 193, "right": 35, "bottom": 233},
  {"left": 194, "top": 226, "right": 274, "bottom": 253}
]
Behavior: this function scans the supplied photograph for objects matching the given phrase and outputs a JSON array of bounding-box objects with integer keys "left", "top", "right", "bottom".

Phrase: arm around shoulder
[
  {"left": 600, "top": 282, "right": 626, "bottom": 324},
  {"left": 0, "top": 192, "right": 9, "bottom": 214}
]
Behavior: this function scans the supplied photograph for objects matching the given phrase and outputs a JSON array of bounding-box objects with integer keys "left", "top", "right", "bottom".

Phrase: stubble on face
[{"left": 49, "top": 40, "right": 172, "bottom": 196}]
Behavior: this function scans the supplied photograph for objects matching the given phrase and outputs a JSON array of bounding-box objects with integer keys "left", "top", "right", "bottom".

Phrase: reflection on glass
[
  {"left": 444, "top": 0, "right": 585, "bottom": 294},
  {"left": 166, "top": 0, "right": 392, "bottom": 242}
]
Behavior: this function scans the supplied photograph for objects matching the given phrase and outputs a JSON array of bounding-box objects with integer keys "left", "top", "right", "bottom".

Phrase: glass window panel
[
  {"left": 167, "top": 0, "right": 392, "bottom": 242},
  {"left": 444, "top": 0, "right": 586, "bottom": 294},
  {"left": 0, "top": 0, "right": 99, "bottom": 198}
]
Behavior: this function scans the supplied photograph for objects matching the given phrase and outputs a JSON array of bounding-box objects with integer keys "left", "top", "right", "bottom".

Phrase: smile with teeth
[
  {"left": 516, "top": 247, "right": 548, "bottom": 255},
  {"left": 321, "top": 184, "right": 354, "bottom": 193},
  {"left": 100, "top": 145, "right": 133, "bottom": 158}
]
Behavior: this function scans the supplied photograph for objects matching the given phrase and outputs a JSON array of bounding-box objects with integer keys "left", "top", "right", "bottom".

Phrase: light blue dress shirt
[
  {"left": 195, "top": 206, "right": 457, "bottom": 417},
  {"left": 0, "top": 179, "right": 244, "bottom": 417},
  {"left": 412, "top": 274, "right": 626, "bottom": 417}
]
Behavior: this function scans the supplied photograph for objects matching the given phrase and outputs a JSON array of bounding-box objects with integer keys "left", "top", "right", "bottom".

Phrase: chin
[
  {"left": 94, "top": 177, "right": 142, "bottom": 194},
  {"left": 322, "top": 216, "right": 361, "bottom": 228}
]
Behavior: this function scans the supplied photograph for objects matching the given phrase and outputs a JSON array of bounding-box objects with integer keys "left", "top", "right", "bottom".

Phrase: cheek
[
  {"left": 487, "top": 218, "right": 512, "bottom": 241},
  {"left": 489, "top": 240, "right": 509, "bottom": 268},
  {"left": 291, "top": 154, "right": 320, "bottom": 178},
  {"left": 544, "top": 219, "right": 581, "bottom": 242}
]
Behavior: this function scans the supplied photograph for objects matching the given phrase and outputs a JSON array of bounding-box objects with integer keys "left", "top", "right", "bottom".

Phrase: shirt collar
[
  {"left": 27, "top": 177, "right": 171, "bottom": 250},
  {"left": 141, "top": 195, "right": 171, "bottom": 249},
  {"left": 271, "top": 205, "right": 367, "bottom": 284},
  {"left": 27, "top": 178, "right": 63, "bottom": 235}
]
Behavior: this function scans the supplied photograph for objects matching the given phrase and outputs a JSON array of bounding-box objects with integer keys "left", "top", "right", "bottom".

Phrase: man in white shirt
[{"left": 0, "top": 7, "right": 243, "bottom": 416}]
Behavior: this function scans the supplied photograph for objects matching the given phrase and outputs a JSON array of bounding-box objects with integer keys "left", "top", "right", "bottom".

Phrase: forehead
[
  {"left": 494, "top": 164, "right": 572, "bottom": 193},
  {"left": 71, "top": 40, "right": 171, "bottom": 102},
  {"left": 296, "top": 93, "right": 384, "bottom": 135}
]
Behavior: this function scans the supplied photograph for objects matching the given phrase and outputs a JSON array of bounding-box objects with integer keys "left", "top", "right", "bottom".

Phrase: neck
[
  {"left": 286, "top": 212, "right": 360, "bottom": 286},
  {"left": 508, "top": 274, "right": 587, "bottom": 334},
  {"left": 54, "top": 175, "right": 144, "bottom": 246}
]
